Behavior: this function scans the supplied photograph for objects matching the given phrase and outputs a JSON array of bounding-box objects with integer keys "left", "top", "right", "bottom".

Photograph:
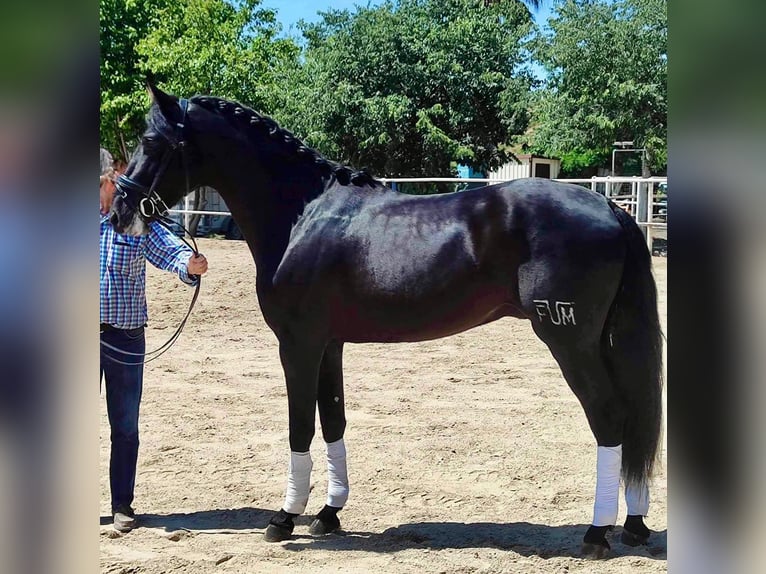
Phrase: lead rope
[{"left": 99, "top": 215, "right": 201, "bottom": 366}]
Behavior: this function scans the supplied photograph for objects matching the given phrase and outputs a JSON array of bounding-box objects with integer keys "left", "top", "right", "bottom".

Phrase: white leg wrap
[
  {"left": 326, "top": 438, "right": 350, "bottom": 508},
  {"left": 625, "top": 480, "right": 650, "bottom": 516},
  {"left": 593, "top": 445, "right": 622, "bottom": 527},
  {"left": 283, "top": 451, "right": 312, "bottom": 514}
]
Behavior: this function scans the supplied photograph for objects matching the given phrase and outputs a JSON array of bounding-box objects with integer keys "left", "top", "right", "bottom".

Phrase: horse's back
[{"left": 501, "top": 178, "right": 621, "bottom": 241}]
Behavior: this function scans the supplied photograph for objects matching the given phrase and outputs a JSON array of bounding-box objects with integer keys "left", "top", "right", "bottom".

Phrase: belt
[{"left": 100, "top": 323, "right": 145, "bottom": 333}]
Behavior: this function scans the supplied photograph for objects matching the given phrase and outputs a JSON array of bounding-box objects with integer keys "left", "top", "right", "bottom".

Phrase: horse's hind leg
[
  {"left": 539, "top": 334, "right": 628, "bottom": 559},
  {"left": 558, "top": 348, "right": 653, "bottom": 552},
  {"left": 561, "top": 349, "right": 627, "bottom": 557},
  {"left": 519, "top": 238, "right": 644, "bottom": 557},
  {"left": 310, "top": 340, "right": 348, "bottom": 536},
  {"left": 564, "top": 353, "right": 626, "bottom": 557}
]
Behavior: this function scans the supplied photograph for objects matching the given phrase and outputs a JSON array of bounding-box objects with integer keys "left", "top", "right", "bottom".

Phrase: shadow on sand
[
  {"left": 283, "top": 521, "right": 667, "bottom": 560},
  {"left": 99, "top": 506, "right": 277, "bottom": 532},
  {"left": 100, "top": 508, "right": 666, "bottom": 560}
]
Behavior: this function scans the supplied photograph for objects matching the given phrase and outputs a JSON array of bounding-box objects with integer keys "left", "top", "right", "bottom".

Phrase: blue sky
[{"left": 262, "top": 0, "right": 555, "bottom": 36}]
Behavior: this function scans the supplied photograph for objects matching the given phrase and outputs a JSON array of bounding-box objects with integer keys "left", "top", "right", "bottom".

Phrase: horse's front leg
[
  {"left": 309, "top": 340, "right": 348, "bottom": 536},
  {"left": 263, "top": 336, "right": 325, "bottom": 543}
]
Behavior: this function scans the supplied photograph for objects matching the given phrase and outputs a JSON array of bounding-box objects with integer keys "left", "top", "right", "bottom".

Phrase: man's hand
[{"left": 187, "top": 253, "right": 208, "bottom": 276}]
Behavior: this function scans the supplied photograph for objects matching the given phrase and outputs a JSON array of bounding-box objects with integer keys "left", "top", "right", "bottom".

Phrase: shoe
[{"left": 112, "top": 505, "right": 137, "bottom": 533}]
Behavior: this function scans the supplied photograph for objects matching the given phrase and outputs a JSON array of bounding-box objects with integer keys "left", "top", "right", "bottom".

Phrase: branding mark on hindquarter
[{"left": 533, "top": 300, "right": 576, "bottom": 326}]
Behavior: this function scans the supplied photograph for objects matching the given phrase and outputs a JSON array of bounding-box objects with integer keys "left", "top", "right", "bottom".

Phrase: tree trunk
[
  {"left": 188, "top": 187, "right": 208, "bottom": 237},
  {"left": 116, "top": 117, "right": 129, "bottom": 163}
]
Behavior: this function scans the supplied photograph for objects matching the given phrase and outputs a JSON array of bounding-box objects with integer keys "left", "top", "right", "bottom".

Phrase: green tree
[
  {"left": 529, "top": 0, "right": 667, "bottom": 175},
  {"left": 100, "top": 0, "right": 171, "bottom": 161},
  {"left": 100, "top": 0, "right": 299, "bottom": 161},
  {"left": 276, "top": 0, "right": 535, "bottom": 179},
  {"left": 137, "top": 0, "right": 298, "bottom": 111}
]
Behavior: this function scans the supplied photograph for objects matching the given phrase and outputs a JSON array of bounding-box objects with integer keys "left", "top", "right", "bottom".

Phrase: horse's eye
[{"left": 142, "top": 136, "right": 159, "bottom": 148}]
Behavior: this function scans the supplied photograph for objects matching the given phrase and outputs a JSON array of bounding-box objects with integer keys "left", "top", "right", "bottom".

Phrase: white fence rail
[{"left": 168, "top": 176, "right": 667, "bottom": 252}]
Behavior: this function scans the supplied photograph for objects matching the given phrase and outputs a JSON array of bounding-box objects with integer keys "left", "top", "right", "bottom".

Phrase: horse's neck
[
  {"left": 197, "top": 128, "right": 330, "bottom": 277},
  {"left": 212, "top": 167, "right": 326, "bottom": 280}
]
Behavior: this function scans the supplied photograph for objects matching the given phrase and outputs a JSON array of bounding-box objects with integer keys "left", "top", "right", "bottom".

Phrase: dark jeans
[{"left": 100, "top": 326, "right": 145, "bottom": 512}]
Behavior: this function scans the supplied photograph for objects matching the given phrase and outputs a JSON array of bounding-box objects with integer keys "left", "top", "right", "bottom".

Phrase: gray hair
[
  {"left": 100, "top": 147, "right": 115, "bottom": 186},
  {"left": 100, "top": 148, "right": 114, "bottom": 177}
]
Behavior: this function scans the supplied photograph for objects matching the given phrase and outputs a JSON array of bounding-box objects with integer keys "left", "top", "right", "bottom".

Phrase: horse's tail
[{"left": 603, "top": 200, "right": 664, "bottom": 488}]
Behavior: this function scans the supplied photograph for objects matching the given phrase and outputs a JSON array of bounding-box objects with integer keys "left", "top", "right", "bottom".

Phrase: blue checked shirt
[{"left": 100, "top": 215, "right": 198, "bottom": 329}]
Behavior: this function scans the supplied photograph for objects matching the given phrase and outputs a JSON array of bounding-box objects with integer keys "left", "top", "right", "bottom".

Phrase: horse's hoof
[
  {"left": 309, "top": 505, "right": 341, "bottom": 536},
  {"left": 622, "top": 515, "right": 650, "bottom": 546},
  {"left": 581, "top": 541, "right": 611, "bottom": 559},
  {"left": 582, "top": 525, "right": 611, "bottom": 559},
  {"left": 621, "top": 527, "right": 650, "bottom": 547},
  {"left": 309, "top": 518, "right": 337, "bottom": 535},
  {"left": 263, "top": 523, "right": 293, "bottom": 542},
  {"left": 263, "top": 509, "right": 296, "bottom": 542}
]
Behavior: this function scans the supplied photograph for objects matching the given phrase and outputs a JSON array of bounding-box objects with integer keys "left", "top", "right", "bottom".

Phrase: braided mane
[{"left": 191, "top": 96, "right": 377, "bottom": 188}]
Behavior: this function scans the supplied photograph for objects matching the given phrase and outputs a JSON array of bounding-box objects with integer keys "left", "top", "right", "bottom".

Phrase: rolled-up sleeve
[{"left": 144, "top": 222, "right": 199, "bottom": 286}]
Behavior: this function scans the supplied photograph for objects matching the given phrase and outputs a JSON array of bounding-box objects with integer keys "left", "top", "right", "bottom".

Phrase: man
[{"left": 99, "top": 148, "right": 208, "bottom": 532}]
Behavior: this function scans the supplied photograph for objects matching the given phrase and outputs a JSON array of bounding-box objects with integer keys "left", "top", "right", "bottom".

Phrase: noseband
[{"left": 115, "top": 98, "right": 191, "bottom": 222}]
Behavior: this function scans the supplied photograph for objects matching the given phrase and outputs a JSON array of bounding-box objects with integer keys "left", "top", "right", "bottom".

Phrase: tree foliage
[
  {"left": 100, "top": 0, "right": 667, "bottom": 179},
  {"left": 276, "top": 0, "right": 535, "bottom": 177},
  {"left": 100, "top": 0, "right": 171, "bottom": 160},
  {"left": 529, "top": 0, "right": 667, "bottom": 175},
  {"left": 100, "top": 0, "right": 297, "bottom": 161},
  {"left": 137, "top": 0, "right": 298, "bottom": 112}
]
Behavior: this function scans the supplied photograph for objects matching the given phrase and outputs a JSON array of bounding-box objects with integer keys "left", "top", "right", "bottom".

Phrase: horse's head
[{"left": 110, "top": 82, "right": 202, "bottom": 235}]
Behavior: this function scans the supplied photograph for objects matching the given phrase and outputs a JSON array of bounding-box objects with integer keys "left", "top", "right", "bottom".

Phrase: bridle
[
  {"left": 115, "top": 98, "right": 191, "bottom": 225},
  {"left": 101, "top": 98, "right": 202, "bottom": 366}
]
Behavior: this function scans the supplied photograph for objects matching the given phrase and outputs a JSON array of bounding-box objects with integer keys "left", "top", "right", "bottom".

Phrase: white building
[{"left": 486, "top": 154, "right": 561, "bottom": 180}]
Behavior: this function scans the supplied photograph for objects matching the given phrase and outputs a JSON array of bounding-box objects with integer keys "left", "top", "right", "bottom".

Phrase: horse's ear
[{"left": 145, "top": 78, "right": 181, "bottom": 122}]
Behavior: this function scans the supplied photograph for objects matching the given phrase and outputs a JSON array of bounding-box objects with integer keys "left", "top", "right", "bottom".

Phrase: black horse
[{"left": 110, "top": 83, "right": 663, "bottom": 558}]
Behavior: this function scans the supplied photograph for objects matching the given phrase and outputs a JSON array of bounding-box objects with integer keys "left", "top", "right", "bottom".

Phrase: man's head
[{"left": 100, "top": 148, "right": 116, "bottom": 215}]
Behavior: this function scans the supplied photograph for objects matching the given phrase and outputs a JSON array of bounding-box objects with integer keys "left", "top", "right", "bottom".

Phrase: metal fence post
[
  {"left": 184, "top": 193, "right": 191, "bottom": 238},
  {"left": 647, "top": 182, "right": 655, "bottom": 252},
  {"left": 636, "top": 180, "right": 649, "bottom": 247}
]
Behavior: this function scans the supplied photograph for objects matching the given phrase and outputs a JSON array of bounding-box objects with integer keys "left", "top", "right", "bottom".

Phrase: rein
[{"left": 101, "top": 99, "right": 202, "bottom": 366}]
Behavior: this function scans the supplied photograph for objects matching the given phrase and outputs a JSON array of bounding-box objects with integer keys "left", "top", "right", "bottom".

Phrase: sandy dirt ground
[{"left": 100, "top": 238, "right": 667, "bottom": 573}]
